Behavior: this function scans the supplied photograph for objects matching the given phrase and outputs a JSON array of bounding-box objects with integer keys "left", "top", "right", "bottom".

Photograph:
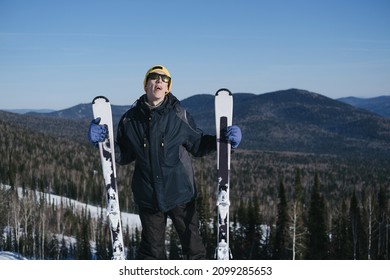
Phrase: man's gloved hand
[
  {"left": 224, "top": 125, "right": 242, "bottom": 149},
  {"left": 88, "top": 117, "right": 108, "bottom": 147}
]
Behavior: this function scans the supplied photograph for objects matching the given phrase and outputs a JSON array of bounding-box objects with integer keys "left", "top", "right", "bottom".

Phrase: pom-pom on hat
[{"left": 143, "top": 65, "right": 172, "bottom": 93}]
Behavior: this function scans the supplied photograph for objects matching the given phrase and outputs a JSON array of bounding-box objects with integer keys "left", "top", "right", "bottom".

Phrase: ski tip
[
  {"left": 92, "top": 96, "right": 110, "bottom": 104},
  {"left": 215, "top": 88, "right": 232, "bottom": 96}
]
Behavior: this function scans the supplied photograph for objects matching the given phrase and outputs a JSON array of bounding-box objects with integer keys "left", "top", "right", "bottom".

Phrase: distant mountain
[
  {"left": 27, "top": 103, "right": 92, "bottom": 119},
  {"left": 0, "top": 109, "right": 91, "bottom": 144},
  {"left": 338, "top": 96, "right": 390, "bottom": 117},
  {"left": 2, "top": 88, "right": 390, "bottom": 160},
  {"left": 182, "top": 89, "right": 390, "bottom": 158},
  {"left": 4, "top": 109, "right": 55, "bottom": 114},
  {"left": 27, "top": 102, "right": 130, "bottom": 122}
]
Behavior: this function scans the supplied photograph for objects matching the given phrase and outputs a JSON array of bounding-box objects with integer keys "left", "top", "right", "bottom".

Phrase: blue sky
[{"left": 1, "top": 0, "right": 389, "bottom": 110}]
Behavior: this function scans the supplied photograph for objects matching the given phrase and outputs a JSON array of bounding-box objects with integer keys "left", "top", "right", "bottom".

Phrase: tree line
[
  {"left": 1, "top": 166, "right": 388, "bottom": 260},
  {"left": 0, "top": 118, "right": 389, "bottom": 259}
]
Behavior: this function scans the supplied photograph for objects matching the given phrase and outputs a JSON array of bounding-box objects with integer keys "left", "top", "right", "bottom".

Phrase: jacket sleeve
[{"left": 183, "top": 110, "right": 216, "bottom": 157}]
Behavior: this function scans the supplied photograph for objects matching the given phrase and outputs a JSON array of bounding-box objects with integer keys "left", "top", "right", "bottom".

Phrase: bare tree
[{"left": 288, "top": 169, "right": 306, "bottom": 260}]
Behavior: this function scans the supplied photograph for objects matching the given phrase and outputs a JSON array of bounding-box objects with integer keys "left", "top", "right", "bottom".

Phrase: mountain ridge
[
  {"left": 338, "top": 95, "right": 390, "bottom": 117},
  {"left": 1, "top": 88, "right": 389, "bottom": 160},
  {"left": 4, "top": 89, "right": 390, "bottom": 118},
  {"left": 180, "top": 89, "right": 390, "bottom": 157}
]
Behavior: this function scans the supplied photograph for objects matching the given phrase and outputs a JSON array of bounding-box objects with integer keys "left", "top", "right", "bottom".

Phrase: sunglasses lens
[
  {"left": 148, "top": 73, "right": 159, "bottom": 80},
  {"left": 148, "top": 73, "right": 171, "bottom": 83},
  {"left": 161, "top": 75, "right": 171, "bottom": 83}
]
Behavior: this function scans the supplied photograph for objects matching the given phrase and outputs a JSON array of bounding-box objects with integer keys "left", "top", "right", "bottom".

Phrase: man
[{"left": 88, "top": 65, "right": 241, "bottom": 259}]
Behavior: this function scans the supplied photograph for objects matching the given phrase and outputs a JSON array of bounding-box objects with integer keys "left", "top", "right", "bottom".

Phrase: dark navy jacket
[{"left": 115, "top": 93, "right": 216, "bottom": 212}]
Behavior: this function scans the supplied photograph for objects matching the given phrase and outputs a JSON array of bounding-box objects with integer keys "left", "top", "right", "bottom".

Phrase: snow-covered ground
[
  {"left": 0, "top": 183, "right": 142, "bottom": 232},
  {"left": 0, "top": 251, "right": 27, "bottom": 260},
  {"left": 1, "top": 183, "right": 142, "bottom": 260},
  {"left": 0, "top": 184, "right": 141, "bottom": 230}
]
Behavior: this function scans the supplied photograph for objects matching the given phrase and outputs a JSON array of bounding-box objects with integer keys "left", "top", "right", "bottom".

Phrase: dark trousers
[{"left": 137, "top": 201, "right": 206, "bottom": 260}]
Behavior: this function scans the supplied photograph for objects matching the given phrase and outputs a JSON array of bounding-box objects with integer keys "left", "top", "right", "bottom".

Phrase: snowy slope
[
  {"left": 0, "top": 251, "right": 27, "bottom": 260},
  {"left": 0, "top": 184, "right": 141, "bottom": 232}
]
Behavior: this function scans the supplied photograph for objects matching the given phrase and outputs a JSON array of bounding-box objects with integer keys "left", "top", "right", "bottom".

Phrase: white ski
[{"left": 92, "top": 96, "right": 125, "bottom": 260}]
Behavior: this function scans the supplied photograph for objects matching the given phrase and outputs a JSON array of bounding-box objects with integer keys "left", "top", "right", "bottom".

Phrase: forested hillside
[
  {"left": 182, "top": 89, "right": 390, "bottom": 157},
  {"left": 0, "top": 89, "right": 389, "bottom": 260}
]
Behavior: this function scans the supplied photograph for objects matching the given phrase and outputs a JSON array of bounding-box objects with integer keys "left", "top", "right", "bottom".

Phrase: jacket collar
[{"left": 138, "top": 92, "right": 178, "bottom": 115}]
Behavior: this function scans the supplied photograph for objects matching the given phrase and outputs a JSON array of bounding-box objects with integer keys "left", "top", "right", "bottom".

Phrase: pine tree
[
  {"left": 307, "top": 173, "right": 328, "bottom": 259},
  {"left": 127, "top": 227, "right": 140, "bottom": 260},
  {"left": 375, "top": 186, "right": 389, "bottom": 259},
  {"left": 330, "top": 199, "right": 351, "bottom": 259},
  {"left": 231, "top": 200, "right": 247, "bottom": 259},
  {"left": 75, "top": 211, "right": 92, "bottom": 260},
  {"left": 94, "top": 213, "right": 105, "bottom": 260},
  {"left": 246, "top": 198, "right": 263, "bottom": 259},
  {"left": 349, "top": 190, "right": 366, "bottom": 259},
  {"left": 273, "top": 180, "right": 289, "bottom": 259},
  {"left": 60, "top": 236, "right": 69, "bottom": 260}
]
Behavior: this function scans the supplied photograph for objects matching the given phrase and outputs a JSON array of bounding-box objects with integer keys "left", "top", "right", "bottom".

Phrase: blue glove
[
  {"left": 225, "top": 125, "right": 242, "bottom": 149},
  {"left": 88, "top": 117, "right": 108, "bottom": 146}
]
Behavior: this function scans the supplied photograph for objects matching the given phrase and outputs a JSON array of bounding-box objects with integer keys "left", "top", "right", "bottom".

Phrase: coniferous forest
[{"left": 0, "top": 94, "right": 389, "bottom": 260}]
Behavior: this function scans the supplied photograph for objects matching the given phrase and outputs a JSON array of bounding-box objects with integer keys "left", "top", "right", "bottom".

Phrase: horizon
[
  {"left": 1, "top": 0, "right": 389, "bottom": 110},
  {"left": 2, "top": 89, "right": 390, "bottom": 113}
]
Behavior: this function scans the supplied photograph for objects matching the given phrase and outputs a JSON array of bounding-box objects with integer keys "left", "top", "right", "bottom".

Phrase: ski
[
  {"left": 92, "top": 96, "right": 125, "bottom": 260},
  {"left": 215, "top": 88, "right": 233, "bottom": 260}
]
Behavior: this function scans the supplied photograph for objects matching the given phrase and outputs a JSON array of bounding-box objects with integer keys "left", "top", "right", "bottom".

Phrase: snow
[
  {"left": 1, "top": 183, "right": 142, "bottom": 260},
  {"left": 0, "top": 183, "right": 142, "bottom": 232},
  {"left": 0, "top": 251, "right": 27, "bottom": 260}
]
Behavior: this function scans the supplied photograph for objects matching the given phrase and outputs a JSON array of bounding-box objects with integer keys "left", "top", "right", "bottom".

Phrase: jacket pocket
[{"left": 159, "top": 134, "right": 181, "bottom": 167}]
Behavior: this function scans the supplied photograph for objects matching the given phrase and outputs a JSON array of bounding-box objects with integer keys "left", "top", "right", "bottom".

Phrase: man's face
[{"left": 145, "top": 71, "right": 170, "bottom": 105}]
